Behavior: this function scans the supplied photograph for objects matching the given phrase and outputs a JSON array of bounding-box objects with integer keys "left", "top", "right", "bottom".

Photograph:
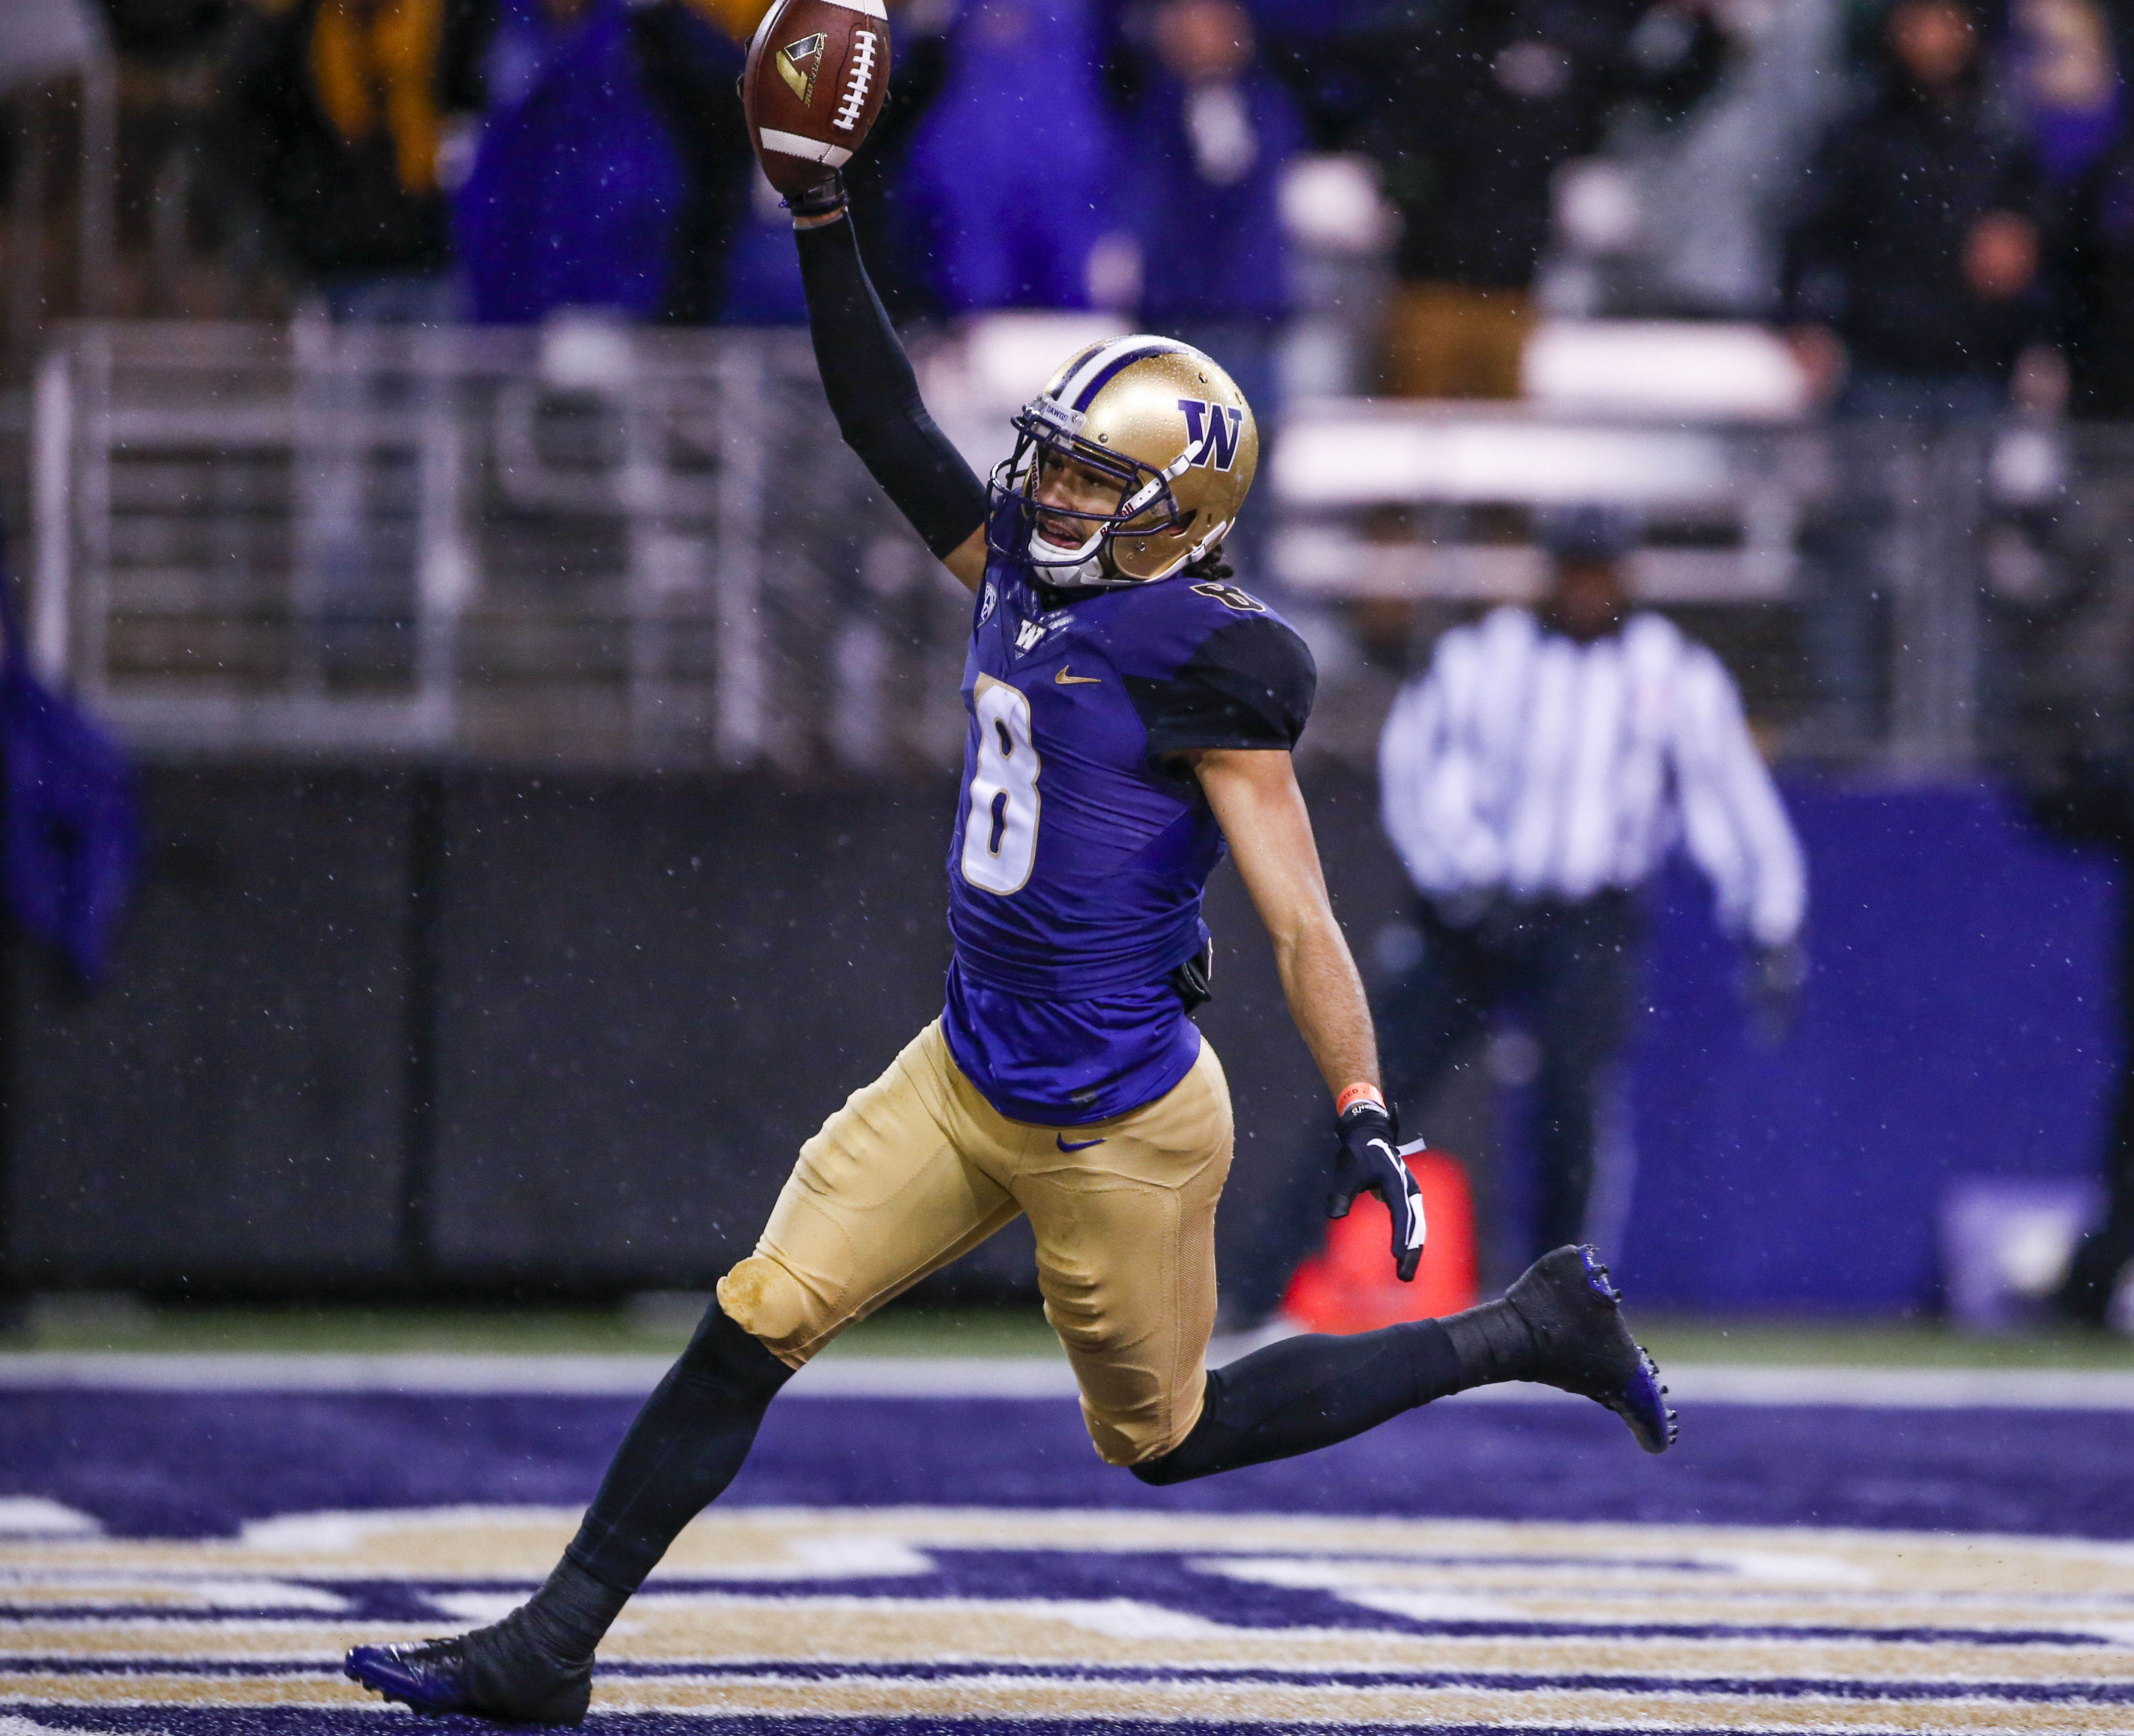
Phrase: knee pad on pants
[
  {"left": 715, "top": 1254, "right": 834, "bottom": 1370},
  {"left": 1082, "top": 1366, "right": 1208, "bottom": 1470}
]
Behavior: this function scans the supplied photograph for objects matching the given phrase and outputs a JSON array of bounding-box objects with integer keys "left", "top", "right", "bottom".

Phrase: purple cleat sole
[
  {"left": 345, "top": 1640, "right": 475, "bottom": 1716},
  {"left": 344, "top": 1633, "right": 590, "bottom": 1726}
]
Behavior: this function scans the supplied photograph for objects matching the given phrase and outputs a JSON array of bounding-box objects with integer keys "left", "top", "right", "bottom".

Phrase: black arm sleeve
[
  {"left": 795, "top": 215, "right": 990, "bottom": 559},
  {"left": 1128, "top": 616, "right": 1317, "bottom": 758}
]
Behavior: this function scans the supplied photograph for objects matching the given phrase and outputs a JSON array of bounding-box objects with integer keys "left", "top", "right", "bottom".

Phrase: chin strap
[
  {"left": 1154, "top": 518, "right": 1231, "bottom": 581},
  {"left": 1025, "top": 510, "right": 1235, "bottom": 590},
  {"left": 1117, "top": 446, "right": 1197, "bottom": 524},
  {"left": 1025, "top": 525, "right": 1105, "bottom": 587}
]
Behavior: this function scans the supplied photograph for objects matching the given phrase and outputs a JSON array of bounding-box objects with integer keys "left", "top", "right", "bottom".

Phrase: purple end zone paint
[{"left": 3, "top": 1390, "right": 2131, "bottom": 1541}]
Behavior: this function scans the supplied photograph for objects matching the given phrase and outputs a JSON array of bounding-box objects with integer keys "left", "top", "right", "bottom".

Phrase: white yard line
[{"left": 0, "top": 1352, "right": 2132, "bottom": 1407}]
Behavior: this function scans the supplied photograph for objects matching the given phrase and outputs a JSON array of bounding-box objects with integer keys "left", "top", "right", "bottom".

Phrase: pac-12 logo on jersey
[
  {"left": 979, "top": 582, "right": 998, "bottom": 625},
  {"left": 1178, "top": 399, "right": 1245, "bottom": 471}
]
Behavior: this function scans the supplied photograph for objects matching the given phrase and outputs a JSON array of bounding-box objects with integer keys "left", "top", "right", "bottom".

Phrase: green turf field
[{"left": 4, "top": 1293, "right": 2132, "bottom": 1367}]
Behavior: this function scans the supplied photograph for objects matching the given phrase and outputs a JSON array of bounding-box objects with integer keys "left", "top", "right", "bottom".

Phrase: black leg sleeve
[
  {"left": 795, "top": 213, "right": 989, "bottom": 559},
  {"left": 563, "top": 1302, "right": 794, "bottom": 1593},
  {"left": 1132, "top": 1320, "right": 1464, "bottom": 1486}
]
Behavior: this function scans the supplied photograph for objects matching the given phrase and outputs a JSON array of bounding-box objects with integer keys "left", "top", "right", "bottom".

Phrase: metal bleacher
[
  {"left": 30, "top": 319, "right": 968, "bottom": 770},
  {"left": 27, "top": 313, "right": 2124, "bottom": 774}
]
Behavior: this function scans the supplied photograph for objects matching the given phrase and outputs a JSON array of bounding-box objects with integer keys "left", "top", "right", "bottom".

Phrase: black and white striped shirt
[{"left": 1379, "top": 607, "right": 1806, "bottom": 945}]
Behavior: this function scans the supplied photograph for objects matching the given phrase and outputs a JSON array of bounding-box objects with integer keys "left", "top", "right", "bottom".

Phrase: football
[{"left": 743, "top": 0, "right": 894, "bottom": 197}]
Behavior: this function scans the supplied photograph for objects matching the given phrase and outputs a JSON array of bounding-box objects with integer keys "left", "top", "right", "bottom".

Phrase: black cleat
[
  {"left": 345, "top": 1625, "right": 592, "bottom": 1726},
  {"left": 1506, "top": 1244, "right": 1678, "bottom": 1454}
]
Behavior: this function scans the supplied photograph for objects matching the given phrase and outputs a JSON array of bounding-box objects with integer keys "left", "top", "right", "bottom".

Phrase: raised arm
[{"left": 791, "top": 195, "right": 989, "bottom": 588}]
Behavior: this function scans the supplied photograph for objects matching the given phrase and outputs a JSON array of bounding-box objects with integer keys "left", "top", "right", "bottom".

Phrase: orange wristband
[{"left": 1335, "top": 1082, "right": 1385, "bottom": 1119}]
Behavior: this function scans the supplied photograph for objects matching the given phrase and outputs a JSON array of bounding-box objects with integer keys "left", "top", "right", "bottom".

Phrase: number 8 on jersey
[{"left": 962, "top": 674, "right": 1042, "bottom": 895}]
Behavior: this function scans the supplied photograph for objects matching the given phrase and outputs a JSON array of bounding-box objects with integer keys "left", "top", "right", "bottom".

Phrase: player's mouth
[{"left": 1034, "top": 511, "right": 1089, "bottom": 549}]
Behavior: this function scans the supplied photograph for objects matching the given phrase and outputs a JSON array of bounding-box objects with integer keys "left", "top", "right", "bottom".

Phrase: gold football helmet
[{"left": 989, "top": 335, "right": 1260, "bottom": 588}]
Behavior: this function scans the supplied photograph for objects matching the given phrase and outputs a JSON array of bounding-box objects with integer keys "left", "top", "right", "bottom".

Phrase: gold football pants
[{"left": 716, "top": 1020, "right": 1233, "bottom": 1465}]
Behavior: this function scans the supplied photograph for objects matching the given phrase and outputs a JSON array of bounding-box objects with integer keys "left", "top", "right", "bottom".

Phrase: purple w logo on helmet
[{"left": 1178, "top": 399, "right": 1245, "bottom": 472}]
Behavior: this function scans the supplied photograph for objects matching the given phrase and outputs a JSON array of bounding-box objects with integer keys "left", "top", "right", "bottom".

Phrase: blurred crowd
[
  {"left": 151, "top": 0, "right": 2126, "bottom": 415},
  {"left": 8, "top": 0, "right": 2134, "bottom": 461}
]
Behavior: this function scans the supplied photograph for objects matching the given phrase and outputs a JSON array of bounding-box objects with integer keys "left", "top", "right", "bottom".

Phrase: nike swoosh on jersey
[
  {"left": 1056, "top": 1134, "right": 1107, "bottom": 1151},
  {"left": 1054, "top": 667, "right": 1101, "bottom": 685}
]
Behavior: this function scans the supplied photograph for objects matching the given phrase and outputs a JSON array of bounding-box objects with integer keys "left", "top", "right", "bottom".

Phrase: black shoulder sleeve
[
  {"left": 795, "top": 214, "right": 990, "bottom": 559},
  {"left": 1128, "top": 616, "right": 1317, "bottom": 758}
]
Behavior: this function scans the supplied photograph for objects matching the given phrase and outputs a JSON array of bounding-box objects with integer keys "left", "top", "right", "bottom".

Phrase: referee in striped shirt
[{"left": 1375, "top": 507, "right": 1806, "bottom": 1265}]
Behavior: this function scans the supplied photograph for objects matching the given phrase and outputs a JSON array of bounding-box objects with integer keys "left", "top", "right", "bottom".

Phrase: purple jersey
[{"left": 940, "top": 506, "right": 1315, "bottom": 1124}]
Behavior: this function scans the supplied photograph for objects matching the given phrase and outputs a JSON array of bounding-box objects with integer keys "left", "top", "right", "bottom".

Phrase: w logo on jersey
[{"left": 1178, "top": 399, "right": 1245, "bottom": 472}]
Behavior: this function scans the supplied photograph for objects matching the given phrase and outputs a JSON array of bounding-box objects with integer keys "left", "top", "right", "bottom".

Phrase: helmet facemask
[
  {"left": 989, "top": 404, "right": 1191, "bottom": 589},
  {"left": 985, "top": 337, "right": 1257, "bottom": 591}
]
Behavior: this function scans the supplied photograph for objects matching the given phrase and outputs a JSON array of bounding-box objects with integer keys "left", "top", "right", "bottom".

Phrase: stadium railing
[{"left": 25, "top": 319, "right": 2134, "bottom": 777}]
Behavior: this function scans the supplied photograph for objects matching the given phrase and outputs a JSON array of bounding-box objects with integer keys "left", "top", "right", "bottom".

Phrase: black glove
[{"left": 1326, "top": 1098, "right": 1427, "bottom": 1283}]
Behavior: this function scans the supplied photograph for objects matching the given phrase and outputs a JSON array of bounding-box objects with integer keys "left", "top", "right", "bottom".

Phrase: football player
[{"left": 344, "top": 147, "right": 1676, "bottom": 1731}]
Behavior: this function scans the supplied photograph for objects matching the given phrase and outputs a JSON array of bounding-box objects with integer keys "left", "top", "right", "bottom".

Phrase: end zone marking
[{"left": 2, "top": 1353, "right": 2132, "bottom": 1409}]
